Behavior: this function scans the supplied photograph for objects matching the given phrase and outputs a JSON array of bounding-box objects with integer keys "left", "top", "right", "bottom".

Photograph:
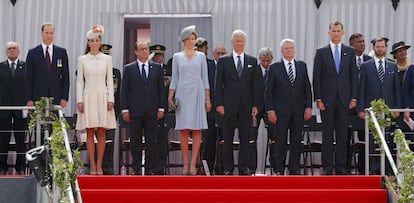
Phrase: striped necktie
[
  {"left": 378, "top": 60, "right": 384, "bottom": 84},
  {"left": 288, "top": 62, "right": 294, "bottom": 85},
  {"left": 236, "top": 55, "right": 243, "bottom": 77}
]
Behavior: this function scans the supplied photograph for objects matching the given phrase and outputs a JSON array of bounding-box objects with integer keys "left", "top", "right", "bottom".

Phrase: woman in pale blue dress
[{"left": 168, "top": 25, "right": 211, "bottom": 175}]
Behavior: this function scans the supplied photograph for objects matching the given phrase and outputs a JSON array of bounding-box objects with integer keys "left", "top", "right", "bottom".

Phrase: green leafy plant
[
  {"left": 367, "top": 99, "right": 414, "bottom": 203},
  {"left": 28, "top": 97, "right": 83, "bottom": 202},
  {"left": 393, "top": 130, "right": 414, "bottom": 203},
  {"left": 368, "top": 99, "right": 392, "bottom": 145}
]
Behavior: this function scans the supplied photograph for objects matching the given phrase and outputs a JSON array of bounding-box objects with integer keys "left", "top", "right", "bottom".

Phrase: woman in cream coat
[{"left": 76, "top": 25, "right": 116, "bottom": 175}]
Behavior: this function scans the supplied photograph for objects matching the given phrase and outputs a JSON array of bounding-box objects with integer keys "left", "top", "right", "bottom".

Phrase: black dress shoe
[
  {"left": 335, "top": 170, "right": 348, "bottom": 175},
  {"left": 239, "top": 171, "right": 249, "bottom": 176},
  {"left": 224, "top": 171, "right": 233, "bottom": 176},
  {"left": 323, "top": 170, "right": 333, "bottom": 175},
  {"left": 289, "top": 170, "right": 301, "bottom": 175},
  {"left": 131, "top": 170, "right": 141, "bottom": 175}
]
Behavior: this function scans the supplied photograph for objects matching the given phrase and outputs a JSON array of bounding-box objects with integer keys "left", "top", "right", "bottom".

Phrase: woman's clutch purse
[{"left": 169, "top": 98, "right": 179, "bottom": 112}]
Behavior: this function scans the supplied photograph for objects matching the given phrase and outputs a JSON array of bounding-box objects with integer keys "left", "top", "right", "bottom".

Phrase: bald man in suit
[
  {"left": 313, "top": 21, "right": 358, "bottom": 175},
  {"left": 0, "top": 42, "right": 27, "bottom": 175}
]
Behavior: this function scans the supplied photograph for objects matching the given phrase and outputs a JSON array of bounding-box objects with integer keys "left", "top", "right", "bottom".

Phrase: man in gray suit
[
  {"left": 357, "top": 37, "right": 401, "bottom": 174},
  {"left": 313, "top": 21, "right": 358, "bottom": 175}
]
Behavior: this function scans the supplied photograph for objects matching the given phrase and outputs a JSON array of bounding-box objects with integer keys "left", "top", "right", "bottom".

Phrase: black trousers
[
  {"left": 248, "top": 111, "right": 275, "bottom": 173},
  {"left": 202, "top": 117, "right": 224, "bottom": 174},
  {"left": 320, "top": 100, "right": 349, "bottom": 173},
  {"left": 272, "top": 113, "right": 304, "bottom": 173},
  {"left": 0, "top": 116, "right": 27, "bottom": 171},
  {"left": 222, "top": 111, "right": 250, "bottom": 173},
  {"left": 129, "top": 113, "right": 158, "bottom": 173}
]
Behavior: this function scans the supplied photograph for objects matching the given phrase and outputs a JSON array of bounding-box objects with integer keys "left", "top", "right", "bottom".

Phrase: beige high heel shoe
[
  {"left": 189, "top": 165, "right": 197, "bottom": 176},
  {"left": 182, "top": 164, "right": 189, "bottom": 175}
]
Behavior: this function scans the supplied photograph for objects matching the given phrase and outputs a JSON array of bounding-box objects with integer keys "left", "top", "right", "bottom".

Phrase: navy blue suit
[
  {"left": 357, "top": 59, "right": 401, "bottom": 112},
  {"left": 202, "top": 59, "right": 224, "bottom": 173},
  {"left": 25, "top": 45, "right": 69, "bottom": 104},
  {"left": 403, "top": 64, "right": 414, "bottom": 109},
  {"left": 120, "top": 61, "right": 165, "bottom": 173},
  {"left": 266, "top": 59, "right": 312, "bottom": 174},
  {"left": 313, "top": 44, "right": 358, "bottom": 173},
  {"left": 357, "top": 58, "right": 401, "bottom": 173},
  {"left": 0, "top": 60, "right": 27, "bottom": 172},
  {"left": 215, "top": 53, "right": 262, "bottom": 174}
]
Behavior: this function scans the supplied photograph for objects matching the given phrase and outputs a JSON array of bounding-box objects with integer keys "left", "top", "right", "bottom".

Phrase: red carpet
[{"left": 77, "top": 175, "right": 387, "bottom": 203}]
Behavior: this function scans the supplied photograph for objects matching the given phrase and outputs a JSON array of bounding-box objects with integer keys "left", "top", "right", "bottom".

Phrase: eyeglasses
[{"left": 137, "top": 47, "right": 149, "bottom": 51}]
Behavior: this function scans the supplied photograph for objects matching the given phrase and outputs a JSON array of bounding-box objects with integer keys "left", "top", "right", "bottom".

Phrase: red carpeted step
[
  {"left": 77, "top": 175, "right": 383, "bottom": 189},
  {"left": 80, "top": 189, "right": 386, "bottom": 203},
  {"left": 77, "top": 176, "right": 387, "bottom": 203}
]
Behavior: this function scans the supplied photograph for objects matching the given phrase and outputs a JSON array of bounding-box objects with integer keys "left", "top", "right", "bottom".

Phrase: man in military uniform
[
  {"left": 149, "top": 44, "right": 170, "bottom": 174},
  {"left": 101, "top": 44, "right": 121, "bottom": 175}
]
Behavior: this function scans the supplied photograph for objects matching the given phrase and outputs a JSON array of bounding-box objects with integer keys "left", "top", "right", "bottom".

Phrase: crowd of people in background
[{"left": 1, "top": 20, "right": 413, "bottom": 176}]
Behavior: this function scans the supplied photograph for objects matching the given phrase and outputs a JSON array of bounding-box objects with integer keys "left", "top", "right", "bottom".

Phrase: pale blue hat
[{"left": 179, "top": 25, "right": 197, "bottom": 41}]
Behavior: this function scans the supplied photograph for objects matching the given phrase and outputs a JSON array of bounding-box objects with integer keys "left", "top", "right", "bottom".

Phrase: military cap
[
  {"left": 149, "top": 44, "right": 166, "bottom": 54},
  {"left": 101, "top": 44, "right": 112, "bottom": 55},
  {"left": 195, "top": 37, "right": 208, "bottom": 48}
]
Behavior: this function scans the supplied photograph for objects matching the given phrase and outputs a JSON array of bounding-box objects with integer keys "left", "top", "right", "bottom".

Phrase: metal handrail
[
  {"left": 365, "top": 108, "right": 414, "bottom": 185},
  {"left": 55, "top": 106, "right": 82, "bottom": 203},
  {"left": 0, "top": 105, "right": 82, "bottom": 203}
]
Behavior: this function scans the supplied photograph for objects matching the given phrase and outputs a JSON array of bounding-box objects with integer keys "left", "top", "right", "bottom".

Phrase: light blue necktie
[{"left": 334, "top": 45, "right": 340, "bottom": 74}]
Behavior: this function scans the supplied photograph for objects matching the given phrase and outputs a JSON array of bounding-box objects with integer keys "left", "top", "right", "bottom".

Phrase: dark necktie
[
  {"left": 378, "top": 60, "right": 384, "bottom": 84},
  {"left": 141, "top": 63, "right": 147, "bottom": 80},
  {"left": 10, "top": 62, "right": 15, "bottom": 77},
  {"left": 288, "top": 62, "right": 294, "bottom": 85},
  {"left": 264, "top": 69, "right": 268, "bottom": 84},
  {"left": 45, "top": 46, "right": 51, "bottom": 71},
  {"left": 334, "top": 45, "right": 340, "bottom": 74},
  {"left": 236, "top": 55, "right": 243, "bottom": 77}
]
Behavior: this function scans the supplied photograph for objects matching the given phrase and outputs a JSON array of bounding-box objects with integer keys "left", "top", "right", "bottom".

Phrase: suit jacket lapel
[
  {"left": 147, "top": 62, "right": 154, "bottom": 80},
  {"left": 229, "top": 54, "right": 239, "bottom": 77},
  {"left": 325, "top": 45, "right": 337, "bottom": 72},
  {"left": 135, "top": 61, "right": 144, "bottom": 80},
  {"left": 279, "top": 59, "right": 290, "bottom": 83}
]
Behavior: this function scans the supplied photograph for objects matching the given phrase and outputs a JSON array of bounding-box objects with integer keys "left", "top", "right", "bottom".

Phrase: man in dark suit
[
  {"left": 349, "top": 33, "right": 372, "bottom": 78},
  {"left": 348, "top": 33, "right": 372, "bottom": 174},
  {"left": 0, "top": 42, "right": 27, "bottom": 175},
  {"left": 247, "top": 47, "right": 274, "bottom": 175},
  {"left": 25, "top": 22, "right": 69, "bottom": 107},
  {"left": 121, "top": 41, "right": 166, "bottom": 175},
  {"left": 202, "top": 44, "right": 227, "bottom": 174},
  {"left": 216, "top": 30, "right": 262, "bottom": 175},
  {"left": 313, "top": 21, "right": 358, "bottom": 175},
  {"left": 357, "top": 37, "right": 401, "bottom": 174},
  {"left": 266, "top": 39, "right": 312, "bottom": 175},
  {"left": 149, "top": 44, "right": 170, "bottom": 174}
]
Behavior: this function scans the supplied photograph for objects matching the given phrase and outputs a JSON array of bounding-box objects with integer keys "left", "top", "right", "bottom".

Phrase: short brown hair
[{"left": 329, "top": 21, "right": 344, "bottom": 31}]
